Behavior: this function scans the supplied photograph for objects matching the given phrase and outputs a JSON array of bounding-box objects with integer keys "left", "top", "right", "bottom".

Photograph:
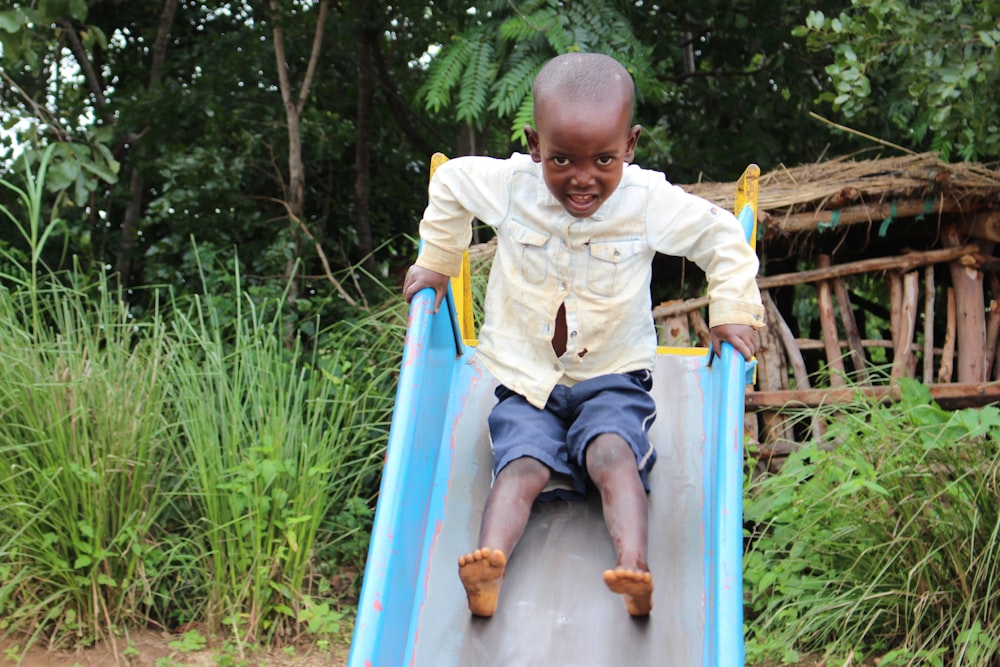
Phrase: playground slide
[{"left": 348, "top": 198, "right": 757, "bottom": 667}]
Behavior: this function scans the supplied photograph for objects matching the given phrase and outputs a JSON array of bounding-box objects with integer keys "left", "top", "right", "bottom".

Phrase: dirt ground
[{"left": 0, "top": 628, "right": 352, "bottom": 667}]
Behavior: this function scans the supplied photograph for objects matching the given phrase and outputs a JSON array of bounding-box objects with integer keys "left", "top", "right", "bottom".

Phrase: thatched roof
[{"left": 684, "top": 153, "right": 1000, "bottom": 239}]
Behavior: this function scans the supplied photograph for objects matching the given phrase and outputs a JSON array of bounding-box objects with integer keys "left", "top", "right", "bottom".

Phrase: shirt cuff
[
  {"left": 708, "top": 299, "right": 766, "bottom": 329},
  {"left": 415, "top": 241, "right": 464, "bottom": 277}
]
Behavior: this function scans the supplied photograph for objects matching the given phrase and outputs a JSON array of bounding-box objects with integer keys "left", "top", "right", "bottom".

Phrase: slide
[{"left": 348, "top": 170, "right": 758, "bottom": 667}]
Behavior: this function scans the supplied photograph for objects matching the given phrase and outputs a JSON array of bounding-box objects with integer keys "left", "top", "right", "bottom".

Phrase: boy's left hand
[{"left": 709, "top": 324, "right": 756, "bottom": 361}]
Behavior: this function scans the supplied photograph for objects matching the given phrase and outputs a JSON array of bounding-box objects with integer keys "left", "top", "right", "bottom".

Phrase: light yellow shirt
[{"left": 416, "top": 153, "right": 764, "bottom": 409}]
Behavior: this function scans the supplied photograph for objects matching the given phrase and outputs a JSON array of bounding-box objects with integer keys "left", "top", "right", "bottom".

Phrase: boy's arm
[
  {"left": 404, "top": 155, "right": 514, "bottom": 312},
  {"left": 709, "top": 323, "right": 756, "bottom": 361},
  {"left": 403, "top": 265, "right": 451, "bottom": 313}
]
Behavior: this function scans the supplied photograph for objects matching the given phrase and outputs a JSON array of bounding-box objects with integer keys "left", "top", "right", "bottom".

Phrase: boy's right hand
[{"left": 403, "top": 265, "right": 450, "bottom": 313}]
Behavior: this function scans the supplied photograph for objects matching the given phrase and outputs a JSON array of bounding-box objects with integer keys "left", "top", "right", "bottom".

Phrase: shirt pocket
[
  {"left": 587, "top": 237, "right": 645, "bottom": 297},
  {"left": 507, "top": 218, "right": 550, "bottom": 285}
]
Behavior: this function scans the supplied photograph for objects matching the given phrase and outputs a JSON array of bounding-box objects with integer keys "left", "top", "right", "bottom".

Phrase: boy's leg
[
  {"left": 585, "top": 433, "right": 654, "bottom": 616},
  {"left": 459, "top": 456, "right": 551, "bottom": 617}
]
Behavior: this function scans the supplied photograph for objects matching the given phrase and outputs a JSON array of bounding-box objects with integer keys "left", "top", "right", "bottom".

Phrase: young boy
[{"left": 403, "top": 53, "right": 764, "bottom": 618}]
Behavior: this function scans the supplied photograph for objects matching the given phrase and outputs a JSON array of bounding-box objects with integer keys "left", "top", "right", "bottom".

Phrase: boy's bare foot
[
  {"left": 603, "top": 567, "right": 654, "bottom": 616},
  {"left": 458, "top": 547, "right": 507, "bottom": 617}
]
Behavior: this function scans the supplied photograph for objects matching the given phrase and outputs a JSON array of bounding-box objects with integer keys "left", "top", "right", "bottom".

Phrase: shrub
[{"left": 745, "top": 379, "right": 1000, "bottom": 665}]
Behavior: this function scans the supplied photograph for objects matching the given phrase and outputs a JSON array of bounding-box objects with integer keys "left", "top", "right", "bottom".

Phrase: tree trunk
[
  {"left": 370, "top": 36, "right": 442, "bottom": 157},
  {"left": 113, "top": 0, "right": 177, "bottom": 290},
  {"left": 354, "top": 1, "right": 376, "bottom": 272},
  {"left": 271, "top": 0, "right": 330, "bottom": 303}
]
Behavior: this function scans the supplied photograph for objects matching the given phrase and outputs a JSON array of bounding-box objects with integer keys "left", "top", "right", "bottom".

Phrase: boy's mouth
[{"left": 566, "top": 193, "right": 599, "bottom": 213}]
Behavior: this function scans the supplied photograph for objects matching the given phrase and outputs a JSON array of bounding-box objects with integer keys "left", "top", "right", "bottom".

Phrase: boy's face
[{"left": 525, "top": 97, "right": 641, "bottom": 219}]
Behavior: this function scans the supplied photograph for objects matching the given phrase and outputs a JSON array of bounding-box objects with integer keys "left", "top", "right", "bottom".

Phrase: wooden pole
[
  {"left": 943, "top": 224, "right": 988, "bottom": 382},
  {"left": 985, "top": 300, "right": 1000, "bottom": 379},
  {"left": 832, "top": 276, "right": 869, "bottom": 384},
  {"left": 817, "top": 255, "right": 847, "bottom": 386},
  {"left": 923, "top": 265, "right": 936, "bottom": 385},
  {"left": 889, "top": 272, "right": 903, "bottom": 375},
  {"left": 766, "top": 195, "right": 959, "bottom": 234},
  {"left": 754, "top": 290, "right": 794, "bottom": 446},
  {"left": 653, "top": 245, "right": 980, "bottom": 319},
  {"left": 689, "top": 309, "right": 711, "bottom": 347},
  {"left": 764, "top": 291, "right": 812, "bottom": 392},
  {"left": 938, "top": 287, "right": 956, "bottom": 383},
  {"left": 763, "top": 291, "right": 823, "bottom": 441},
  {"left": 895, "top": 271, "right": 919, "bottom": 379},
  {"left": 746, "top": 381, "right": 1000, "bottom": 411}
]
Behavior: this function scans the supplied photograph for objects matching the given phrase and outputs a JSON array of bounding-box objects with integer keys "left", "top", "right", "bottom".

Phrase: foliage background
[
  {"left": 2, "top": 0, "right": 1000, "bottom": 659},
  {"left": 8, "top": 0, "right": 995, "bottom": 314}
]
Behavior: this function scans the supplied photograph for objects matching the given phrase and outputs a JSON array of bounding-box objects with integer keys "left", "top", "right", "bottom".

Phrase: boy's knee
[
  {"left": 585, "top": 434, "right": 634, "bottom": 477},
  {"left": 501, "top": 456, "right": 552, "bottom": 488}
]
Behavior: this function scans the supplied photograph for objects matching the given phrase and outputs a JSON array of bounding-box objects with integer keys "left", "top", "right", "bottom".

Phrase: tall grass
[
  {"left": 0, "top": 152, "right": 404, "bottom": 652},
  {"left": 165, "top": 276, "right": 395, "bottom": 643},
  {"left": 0, "top": 275, "right": 175, "bottom": 648},
  {"left": 744, "top": 379, "right": 1000, "bottom": 666}
]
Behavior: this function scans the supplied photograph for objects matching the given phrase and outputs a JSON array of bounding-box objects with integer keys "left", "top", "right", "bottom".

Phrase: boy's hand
[
  {"left": 709, "top": 323, "right": 756, "bottom": 362},
  {"left": 403, "top": 265, "right": 450, "bottom": 313}
]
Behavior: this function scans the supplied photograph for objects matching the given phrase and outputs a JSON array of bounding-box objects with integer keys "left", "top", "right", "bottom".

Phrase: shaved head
[
  {"left": 524, "top": 53, "right": 642, "bottom": 218},
  {"left": 532, "top": 53, "right": 635, "bottom": 123}
]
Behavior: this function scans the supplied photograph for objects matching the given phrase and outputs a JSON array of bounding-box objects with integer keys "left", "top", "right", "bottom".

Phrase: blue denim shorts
[{"left": 487, "top": 370, "right": 657, "bottom": 499}]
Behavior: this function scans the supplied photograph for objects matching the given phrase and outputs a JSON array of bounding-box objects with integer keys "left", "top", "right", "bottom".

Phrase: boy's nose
[{"left": 571, "top": 168, "right": 595, "bottom": 187}]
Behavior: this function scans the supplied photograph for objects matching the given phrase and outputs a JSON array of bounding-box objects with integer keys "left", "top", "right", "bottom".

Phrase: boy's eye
[
  {"left": 552, "top": 157, "right": 570, "bottom": 166},
  {"left": 596, "top": 156, "right": 614, "bottom": 166}
]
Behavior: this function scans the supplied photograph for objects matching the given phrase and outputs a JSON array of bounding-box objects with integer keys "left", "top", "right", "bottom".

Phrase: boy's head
[{"left": 525, "top": 53, "right": 642, "bottom": 219}]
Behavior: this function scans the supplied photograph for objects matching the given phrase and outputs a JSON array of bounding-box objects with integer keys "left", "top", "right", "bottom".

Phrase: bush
[
  {"left": 0, "top": 140, "right": 406, "bottom": 652},
  {"left": 745, "top": 379, "right": 1000, "bottom": 666}
]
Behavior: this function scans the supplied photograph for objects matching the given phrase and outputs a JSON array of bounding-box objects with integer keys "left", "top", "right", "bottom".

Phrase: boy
[{"left": 403, "top": 53, "right": 764, "bottom": 618}]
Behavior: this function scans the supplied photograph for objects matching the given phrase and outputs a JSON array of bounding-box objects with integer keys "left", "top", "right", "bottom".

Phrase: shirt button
[
  {"left": 558, "top": 282, "right": 567, "bottom": 291},
  {"left": 570, "top": 330, "right": 577, "bottom": 337}
]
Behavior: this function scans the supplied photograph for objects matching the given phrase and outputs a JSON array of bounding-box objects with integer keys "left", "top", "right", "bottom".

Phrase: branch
[
  {"left": 270, "top": 7, "right": 293, "bottom": 117},
  {"left": 0, "top": 70, "right": 69, "bottom": 142},
  {"left": 809, "top": 111, "right": 917, "bottom": 155},
  {"left": 296, "top": 0, "right": 329, "bottom": 114},
  {"left": 370, "top": 34, "right": 447, "bottom": 157},
  {"left": 56, "top": 17, "right": 112, "bottom": 124},
  {"left": 266, "top": 197, "right": 361, "bottom": 308}
]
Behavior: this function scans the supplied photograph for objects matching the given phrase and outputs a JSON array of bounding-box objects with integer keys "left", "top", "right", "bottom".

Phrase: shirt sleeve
[
  {"left": 415, "top": 156, "right": 514, "bottom": 277},
  {"left": 644, "top": 173, "right": 765, "bottom": 329}
]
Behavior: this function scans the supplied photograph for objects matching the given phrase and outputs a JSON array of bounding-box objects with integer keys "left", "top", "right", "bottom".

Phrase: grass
[
  {"left": 744, "top": 378, "right": 1000, "bottom": 666},
  {"left": 0, "top": 274, "right": 175, "bottom": 648},
  {"left": 0, "top": 151, "right": 405, "bottom": 651},
  {"left": 0, "top": 266, "right": 402, "bottom": 651},
  {"left": 164, "top": 269, "right": 397, "bottom": 643}
]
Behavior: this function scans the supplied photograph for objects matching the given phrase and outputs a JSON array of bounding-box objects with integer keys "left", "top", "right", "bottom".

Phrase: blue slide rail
[
  {"left": 348, "top": 286, "right": 464, "bottom": 667},
  {"left": 349, "top": 203, "right": 755, "bottom": 667}
]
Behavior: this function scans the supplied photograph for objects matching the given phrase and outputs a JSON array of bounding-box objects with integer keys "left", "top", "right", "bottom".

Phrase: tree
[
  {"left": 419, "top": 0, "right": 663, "bottom": 151},
  {"left": 795, "top": 0, "right": 1000, "bottom": 162},
  {"left": 416, "top": 0, "right": 859, "bottom": 181},
  {"left": 0, "top": 0, "right": 437, "bottom": 314}
]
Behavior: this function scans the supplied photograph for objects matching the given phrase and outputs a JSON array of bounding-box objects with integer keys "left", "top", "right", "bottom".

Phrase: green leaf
[
  {"left": 805, "top": 10, "right": 825, "bottom": 30},
  {"left": 0, "top": 10, "right": 24, "bottom": 33}
]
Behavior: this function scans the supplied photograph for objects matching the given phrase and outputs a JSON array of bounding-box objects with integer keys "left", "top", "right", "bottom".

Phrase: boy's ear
[
  {"left": 525, "top": 126, "right": 542, "bottom": 162},
  {"left": 624, "top": 124, "right": 642, "bottom": 163}
]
